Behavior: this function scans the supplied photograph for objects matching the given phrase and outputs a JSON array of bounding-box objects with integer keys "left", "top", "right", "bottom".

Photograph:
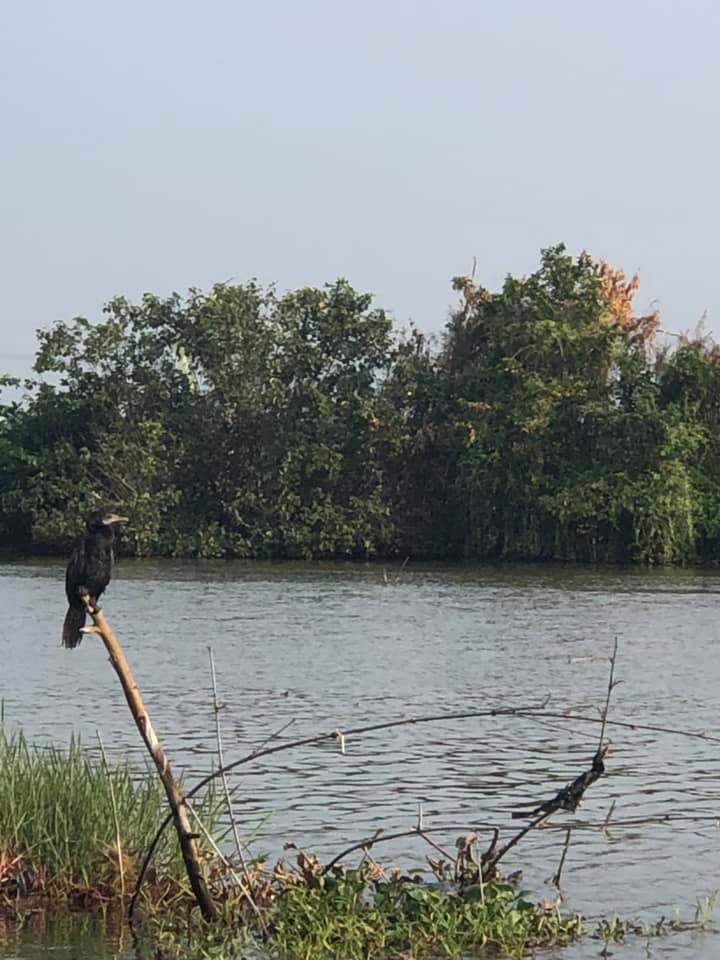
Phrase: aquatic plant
[
  {"left": 130, "top": 861, "right": 584, "bottom": 960},
  {"left": 264, "top": 862, "right": 583, "bottom": 960},
  {"left": 0, "top": 722, "right": 588, "bottom": 956}
]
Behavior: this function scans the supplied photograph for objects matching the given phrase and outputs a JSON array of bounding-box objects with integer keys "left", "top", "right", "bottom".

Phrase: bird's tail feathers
[{"left": 62, "top": 606, "right": 86, "bottom": 649}]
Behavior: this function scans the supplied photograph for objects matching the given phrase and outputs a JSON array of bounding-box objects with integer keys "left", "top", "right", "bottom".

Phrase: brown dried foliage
[{"left": 592, "top": 258, "right": 659, "bottom": 347}]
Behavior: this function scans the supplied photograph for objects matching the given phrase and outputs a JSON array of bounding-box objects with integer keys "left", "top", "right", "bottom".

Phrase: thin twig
[
  {"left": 321, "top": 829, "right": 421, "bottom": 875},
  {"left": 129, "top": 824, "right": 165, "bottom": 919},
  {"left": 250, "top": 718, "right": 298, "bottom": 755},
  {"left": 396, "top": 556, "right": 410, "bottom": 583},
  {"left": 552, "top": 828, "right": 572, "bottom": 889},
  {"left": 207, "top": 647, "right": 256, "bottom": 904},
  {"left": 483, "top": 810, "right": 550, "bottom": 877},
  {"left": 597, "top": 637, "right": 619, "bottom": 753},
  {"left": 185, "top": 801, "right": 266, "bottom": 930},
  {"left": 497, "top": 709, "right": 720, "bottom": 743},
  {"left": 361, "top": 848, "right": 385, "bottom": 876},
  {"left": 602, "top": 799, "right": 617, "bottom": 837},
  {"left": 418, "top": 830, "right": 454, "bottom": 863},
  {"left": 131, "top": 683, "right": 719, "bottom": 913},
  {"left": 96, "top": 730, "right": 125, "bottom": 900}
]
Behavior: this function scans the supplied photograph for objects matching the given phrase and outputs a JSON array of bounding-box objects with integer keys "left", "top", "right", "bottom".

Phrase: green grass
[{"left": 0, "top": 726, "right": 220, "bottom": 904}]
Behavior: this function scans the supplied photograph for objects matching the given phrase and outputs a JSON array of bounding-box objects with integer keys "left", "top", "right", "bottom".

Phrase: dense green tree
[
  {"left": 411, "top": 245, "right": 701, "bottom": 562},
  {"left": 1, "top": 250, "right": 719, "bottom": 564},
  {"left": 0, "top": 280, "right": 394, "bottom": 558},
  {"left": 657, "top": 335, "right": 720, "bottom": 561}
]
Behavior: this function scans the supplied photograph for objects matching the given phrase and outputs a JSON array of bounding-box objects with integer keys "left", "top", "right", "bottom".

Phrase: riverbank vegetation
[
  {"left": 2, "top": 244, "right": 720, "bottom": 563},
  {"left": 2, "top": 725, "right": 715, "bottom": 959},
  {"left": 2, "top": 629, "right": 716, "bottom": 959},
  {"left": 0, "top": 727, "right": 221, "bottom": 907},
  {"left": 0, "top": 726, "right": 584, "bottom": 957}
]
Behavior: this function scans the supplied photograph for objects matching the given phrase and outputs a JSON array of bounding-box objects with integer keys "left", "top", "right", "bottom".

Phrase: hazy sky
[{"left": 1, "top": 0, "right": 718, "bottom": 378}]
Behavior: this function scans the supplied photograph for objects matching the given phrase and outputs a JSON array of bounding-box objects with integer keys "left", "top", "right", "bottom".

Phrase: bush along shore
[{"left": 3, "top": 245, "right": 720, "bottom": 565}]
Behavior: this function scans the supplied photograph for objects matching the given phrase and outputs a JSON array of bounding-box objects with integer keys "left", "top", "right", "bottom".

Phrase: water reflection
[
  {"left": 1, "top": 560, "right": 719, "bottom": 959},
  {"left": 0, "top": 912, "right": 127, "bottom": 959}
]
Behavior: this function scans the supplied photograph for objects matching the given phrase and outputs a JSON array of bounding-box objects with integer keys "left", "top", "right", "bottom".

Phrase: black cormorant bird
[{"left": 62, "top": 509, "right": 127, "bottom": 649}]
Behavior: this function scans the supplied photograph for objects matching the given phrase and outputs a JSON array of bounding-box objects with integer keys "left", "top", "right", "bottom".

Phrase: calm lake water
[{"left": 1, "top": 560, "right": 718, "bottom": 959}]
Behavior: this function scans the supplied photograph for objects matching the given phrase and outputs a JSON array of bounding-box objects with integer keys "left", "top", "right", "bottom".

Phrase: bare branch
[
  {"left": 130, "top": 641, "right": 719, "bottom": 915},
  {"left": 551, "top": 828, "right": 572, "bottom": 890},
  {"left": 207, "top": 647, "right": 257, "bottom": 911}
]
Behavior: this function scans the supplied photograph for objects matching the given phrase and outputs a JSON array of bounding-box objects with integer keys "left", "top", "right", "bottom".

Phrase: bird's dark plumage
[{"left": 62, "top": 509, "right": 127, "bottom": 649}]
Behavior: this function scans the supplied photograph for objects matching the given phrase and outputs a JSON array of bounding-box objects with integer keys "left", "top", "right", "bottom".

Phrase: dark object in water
[
  {"left": 511, "top": 748, "right": 607, "bottom": 819},
  {"left": 62, "top": 510, "right": 127, "bottom": 649}
]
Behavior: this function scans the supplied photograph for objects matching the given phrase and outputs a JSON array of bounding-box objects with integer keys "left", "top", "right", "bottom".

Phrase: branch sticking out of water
[
  {"left": 551, "top": 828, "right": 572, "bottom": 891},
  {"left": 485, "top": 640, "right": 617, "bottom": 877},
  {"left": 80, "top": 595, "right": 216, "bottom": 922},
  {"left": 509, "top": 748, "right": 607, "bottom": 822},
  {"left": 130, "top": 638, "right": 719, "bottom": 918},
  {"left": 597, "top": 636, "right": 619, "bottom": 754},
  {"left": 207, "top": 646, "right": 258, "bottom": 916}
]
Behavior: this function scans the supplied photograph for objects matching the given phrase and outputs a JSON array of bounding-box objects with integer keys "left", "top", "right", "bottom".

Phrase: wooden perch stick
[{"left": 81, "top": 595, "right": 216, "bottom": 922}]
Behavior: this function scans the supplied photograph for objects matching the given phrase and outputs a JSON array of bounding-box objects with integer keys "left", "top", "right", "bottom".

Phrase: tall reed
[{"left": 0, "top": 726, "right": 219, "bottom": 901}]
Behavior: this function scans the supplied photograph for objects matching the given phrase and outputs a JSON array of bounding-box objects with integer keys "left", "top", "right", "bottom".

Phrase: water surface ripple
[{"left": 1, "top": 560, "right": 718, "bottom": 960}]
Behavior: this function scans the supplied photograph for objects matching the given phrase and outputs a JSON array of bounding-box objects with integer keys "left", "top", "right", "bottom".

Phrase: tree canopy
[{"left": 2, "top": 246, "right": 719, "bottom": 564}]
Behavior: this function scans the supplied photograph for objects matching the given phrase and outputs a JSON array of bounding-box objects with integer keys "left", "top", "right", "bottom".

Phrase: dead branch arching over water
[{"left": 126, "top": 636, "right": 720, "bottom": 921}]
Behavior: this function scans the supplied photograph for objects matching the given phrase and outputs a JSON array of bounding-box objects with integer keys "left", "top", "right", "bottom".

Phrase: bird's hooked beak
[{"left": 102, "top": 513, "right": 129, "bottom": 525}]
